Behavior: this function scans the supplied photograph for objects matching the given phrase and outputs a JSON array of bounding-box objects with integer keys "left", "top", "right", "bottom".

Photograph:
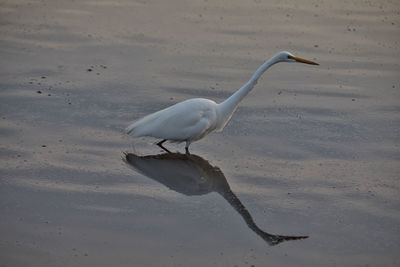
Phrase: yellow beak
[{"left": 290, "top": 55, "right": 319, "bottom": 65}]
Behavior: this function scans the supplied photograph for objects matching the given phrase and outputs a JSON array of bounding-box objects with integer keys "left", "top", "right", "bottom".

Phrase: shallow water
[{"left": 1, "top": 0, "right": 399, "bottom": 266}]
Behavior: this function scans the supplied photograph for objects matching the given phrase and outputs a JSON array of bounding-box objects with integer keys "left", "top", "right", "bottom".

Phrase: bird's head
[{"left": 276, "top": 51, "right": 319, "bottom": 65}]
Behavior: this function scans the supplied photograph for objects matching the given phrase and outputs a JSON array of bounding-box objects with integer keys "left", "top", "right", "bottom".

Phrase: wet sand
[{"left": 1, "top": 0, "right": 399, "bottom": 266}]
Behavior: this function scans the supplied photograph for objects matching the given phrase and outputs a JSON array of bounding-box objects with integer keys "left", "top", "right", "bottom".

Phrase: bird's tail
[
  {"left": 125, "top": 122, "right": 137, "bottom": 135},
  {"left": 125, "top": 110, "right": 161, "bottom": 137}
]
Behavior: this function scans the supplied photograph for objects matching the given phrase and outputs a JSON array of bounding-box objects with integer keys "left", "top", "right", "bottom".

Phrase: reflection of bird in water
[
  {"left": 124, "top": 152, "right": 308, "bottom": 246},
  {"left": 125, "top": 51, "right": 318, "bottom": 154}
]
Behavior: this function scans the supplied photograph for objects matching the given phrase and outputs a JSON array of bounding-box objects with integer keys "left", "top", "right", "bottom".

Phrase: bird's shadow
[{"left": 124, "top": 151, "right": 308, "bottom": 246}]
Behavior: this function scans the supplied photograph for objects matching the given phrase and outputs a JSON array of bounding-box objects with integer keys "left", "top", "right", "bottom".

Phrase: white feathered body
[{"left": 126, "top": 98, "right": 223, "bottom": 143}]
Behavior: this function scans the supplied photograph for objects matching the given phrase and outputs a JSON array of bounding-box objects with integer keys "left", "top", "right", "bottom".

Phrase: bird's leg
[
  {"left": 185, "top": 141, "right": 191, "bottom": 155},
  {"left": 156, "top": 139, "right": 171, "bottom": 154}
]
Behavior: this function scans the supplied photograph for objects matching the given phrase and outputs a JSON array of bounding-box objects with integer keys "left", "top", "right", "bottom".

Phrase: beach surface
[{"left": 1, "top": 0, "right": 399, "bottom": 266}]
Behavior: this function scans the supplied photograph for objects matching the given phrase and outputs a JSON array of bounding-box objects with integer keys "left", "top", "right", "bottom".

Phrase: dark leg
[
  {"left": 156, "top": 139, "right": 171, "bottom": 153},
  {"left": 185, "top": 142, "right": 190, "bottom": 155}
]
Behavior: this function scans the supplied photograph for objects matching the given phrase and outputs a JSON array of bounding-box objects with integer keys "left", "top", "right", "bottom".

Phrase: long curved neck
[{"left": 216, "top": 56, "right": 280, "bottom": 129}]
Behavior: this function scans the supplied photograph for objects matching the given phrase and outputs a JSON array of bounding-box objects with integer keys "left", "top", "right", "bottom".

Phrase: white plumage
[{"left": 126, "top": 98, "right": 219, "bottom": 142}]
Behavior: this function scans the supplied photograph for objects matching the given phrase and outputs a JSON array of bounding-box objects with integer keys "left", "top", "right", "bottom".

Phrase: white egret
[{"left": 126, "top": 51, "right": 318, "bottom": 153}]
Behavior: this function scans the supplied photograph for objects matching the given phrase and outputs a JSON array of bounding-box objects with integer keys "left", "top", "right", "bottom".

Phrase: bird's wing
[
  {"left": 127, "top": 99, "right": 217, "bottom": 141},
  {"left": 153, "top": 103, "right": 216, "bottom": 141}
]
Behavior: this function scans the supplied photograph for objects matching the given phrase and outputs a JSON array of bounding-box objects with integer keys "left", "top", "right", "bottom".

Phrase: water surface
[{"left": 1, "top": 0, "right": 399, "bottom": 266}]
